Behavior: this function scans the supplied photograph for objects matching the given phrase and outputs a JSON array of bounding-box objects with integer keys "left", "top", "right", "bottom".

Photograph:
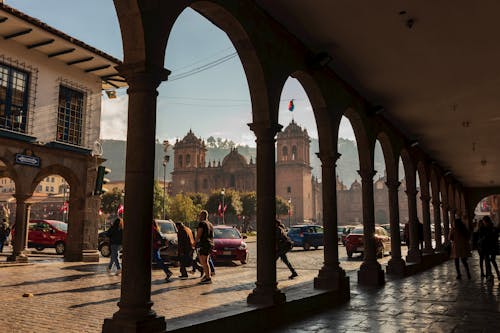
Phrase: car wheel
[
  {"left": 241, "top": 253, "right": 249, "bottom": 265},
  {"left": 347, "top": 251, "right": 353, "bottom": 259},
  {"left": 35, "top": 246, "right": 45, "bottom": 251},
  {"left": 55, "top": 242, "right": 65, "bottom": 255},
  {"left": 303, "top": 242, "right": 311, "bottom": 251},
  {"left": 100, "top": 244, "right": 111, "bottom": 257}
]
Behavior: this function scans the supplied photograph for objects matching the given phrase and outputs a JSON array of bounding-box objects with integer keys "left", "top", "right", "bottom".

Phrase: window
[
  {"left": 282, "top": 146, "right": 288, "bottom": 160},
  {"left": 57, "top": 86, "right": 84, "bottom": 146},
  {"left": 178, "top": 155, "right": 183, "bottom": 168},
  {"left": 51, "top": 177, "right": 55, "bottom": 182},
  {"left": 37, "top": 185, "right": 42, "bottom": 192},
  {"left": 0, "top": 64, "right": 29, "bottom": 132},
  {"left": 287, "top": 186, "right": 292, "bottom": 194},
  {"left": 45, "top": 186, "right": 49, "bottom": 192},
  {"left": 291, "top": 146, "right": 297, "bottom": 160},
  {"left": 186, "top": 154, "right": 191, "bottom": 167},
  {"left": 50, "top": 186, "right": 54, "bottom": 192}
]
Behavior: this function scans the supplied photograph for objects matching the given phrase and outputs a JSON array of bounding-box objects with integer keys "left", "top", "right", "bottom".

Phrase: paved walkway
[{"left": 0, "top": 251, "right": 498, "bottom": 332}]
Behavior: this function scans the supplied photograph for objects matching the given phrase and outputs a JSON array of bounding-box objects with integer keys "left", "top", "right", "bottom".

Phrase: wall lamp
[
  {"left": 444, "top": 170, "right": 452, "bottom": 177},
  {"left": 409, "top": 140, "right": 419, "bottom": 147}
]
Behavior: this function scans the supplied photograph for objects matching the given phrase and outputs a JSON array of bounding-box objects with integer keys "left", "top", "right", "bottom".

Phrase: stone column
[
  {"left": 386, "top": 180, "right": 406, "bottom": 275},
  {"left": 314, "top": 152, "right": 349, "bottom": 292},
  {"left": 442, "top": 204, "right": 450, "bottom": 245},
  {"left": 406, "top": 184, "right": 422, "bottom": 263},
  {"left": 357, "top": 169, "right": 385, "bottom": 286},
  {"left": 420, "top": 193, "right": 434, "bottom": 255},
  {"left": 103, "top": 65, "right": 169, "bottom": 333},
  {"left": 432, "top": 199, "right": 444, "bottom": 252},
  {"left": 7, "top": 194, "right": 30, "bottom": 263},
  {"left": 449, "top": 208, "right": 456, "bottom": 229},
  {"left": 247, "top": 122, "right": 286, "bottom": 305}
]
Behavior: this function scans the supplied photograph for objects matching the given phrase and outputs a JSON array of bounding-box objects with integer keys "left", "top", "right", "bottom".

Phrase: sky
[{"left": 8, "top": 0, "right": 355, "bottom": 146}]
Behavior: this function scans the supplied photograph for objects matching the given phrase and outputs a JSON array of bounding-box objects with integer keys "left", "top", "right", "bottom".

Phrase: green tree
[
  {"left": 241, "top": 191, "right": 256, "bottom": 220},
  {"left": 153, "top": 181, "right": 168, "bottom": 219},
  {"left": 100, "top": 188, "right": 123, "bottom": 215},
  {"left": 205, "top": 189, "right": 242, "bottom": 216},
  {"left": 276, "top": 196, "right": 290, "bottom": 218},
  {"left": 187, "top": 192, "right": 208, "bottom": 210},
  {"left": 168, "top": 193, "right": 199, "bottom": 222}
]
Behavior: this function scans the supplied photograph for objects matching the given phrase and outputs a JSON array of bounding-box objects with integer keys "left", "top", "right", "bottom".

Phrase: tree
[
  {"left": 187, "top": 192, "right": 208, "bottom": 210},
  {"left": 168, "top": 193, "right": 199, "bottom": 222},
  {"left": 100, "top": 188, "right": 123, "bottom": 215},
  {"left": 205, "top": 189, "right": 242, "bottom": 221},
  {"left": 241, "top": 191, "right": 256, "bottom": 232},
  {"left": 153, "top": 181, "right": 168, "bottom": 219},
  {"left": 276, "top": 196, "right": 290, "bottom": 219}
]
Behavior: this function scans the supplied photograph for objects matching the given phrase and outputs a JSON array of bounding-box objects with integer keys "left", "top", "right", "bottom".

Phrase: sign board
[{"left": 15, "top": 149, "right": 40, "bottom": 167}]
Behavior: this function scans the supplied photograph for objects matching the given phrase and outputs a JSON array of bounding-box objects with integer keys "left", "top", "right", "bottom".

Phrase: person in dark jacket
[
  {"left": 0, "top": 219, "right": 10, "bottom": 253},
  {"left": 480, "top": 216, "right": 500, "bottom": 282},
  {"left": 195, "top": 210, "right": 214, "bottom": 284},
  {"left": 152, "top": 220, "right": 173, "bottom": 282},
  {"left": 276, "top": 219, "right": 297, "bottom": 279},
  {"left": 106, "top": 218, "right": 123, "bottom": 275}
]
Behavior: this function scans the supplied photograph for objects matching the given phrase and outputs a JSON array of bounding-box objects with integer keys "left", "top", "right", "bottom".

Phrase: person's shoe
[
  {"left": 106, "top": 267, "right": 111, "bottom": 274},
  {"left": 289, "top": 272, "right": 298, "bottom": 280},
  {"left": 116, "top": 269, "right": 122, "bottom": 276},
  {"left": 179, "top": 275, "right": 189, "bottom": 280},
  {"left": 166, "top": 271, "right": 173, "bottom": 279},
  {"left": 211, "top": 271, "right": 216, "bottom": 276},
  {"left": 199, "top": 278, "right": 212, "bottom": 284}
]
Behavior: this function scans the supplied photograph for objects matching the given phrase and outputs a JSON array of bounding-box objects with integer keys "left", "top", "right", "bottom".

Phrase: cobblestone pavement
[{"left": 1, "top": 245, "right": 498, "bottom": 333}]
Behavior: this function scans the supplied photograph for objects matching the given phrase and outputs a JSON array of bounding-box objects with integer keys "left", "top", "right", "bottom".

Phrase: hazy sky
[{"left": 8, "top": 0, "right": 355, "bottom": 146}]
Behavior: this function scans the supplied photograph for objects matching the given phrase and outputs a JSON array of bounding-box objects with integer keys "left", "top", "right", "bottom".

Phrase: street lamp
[
  {"left": 288, "top": 197, "right": 292, "bottom": 228},
  {"left": 162, "top": 140, "right": 170, "bottom": 220},
  {"left": 221, "top": 188, "right": 225, "bottom": 225}
]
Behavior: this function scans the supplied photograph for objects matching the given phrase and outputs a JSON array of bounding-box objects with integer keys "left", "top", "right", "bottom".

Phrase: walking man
[
  {"left": 276, "top": 219, "right": 298, "bottom": 279},
  {"left": 195, "top": 210, "right": 214, "bottom": 284},
  {"left": 176, "top": 222, "right": 195, "bottom": 279}
]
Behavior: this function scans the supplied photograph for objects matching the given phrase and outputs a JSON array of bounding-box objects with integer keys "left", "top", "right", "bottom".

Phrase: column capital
[
  {"left": 385, "top": 180, "right": 401, "bottom": 190},
  {"left": 405, "top": 189, "right": 418, "bottom": 196},
  {"left": 13, "top": 193, "right": 31, "bottom": 202},
  {"left": 117, "top": 62, "right": 170, "bottom": 91},
  {"left": 432, "top": 199, "right": 441, "bottom": 206},
  {"left": 357, "top": 169, "right": 376, "bottom": 182},
  {"left": 420, "top": 194, "right": 431, "bottom": 203},
  {"left": 315, "top": 152, "right": 341, "bottom": 168},
  {"left": 247, "top": 122, "right": 282, "bottom": 142}
]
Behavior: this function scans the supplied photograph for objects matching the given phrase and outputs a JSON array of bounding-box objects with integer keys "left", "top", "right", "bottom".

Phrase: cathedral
[{"left": 171, "top": 120, "right": 322, "bottom": 223}]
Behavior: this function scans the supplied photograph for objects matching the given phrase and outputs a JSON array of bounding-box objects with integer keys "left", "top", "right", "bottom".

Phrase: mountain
[{"left": 101, "top": 138, "right": 386, "bottom": 186}]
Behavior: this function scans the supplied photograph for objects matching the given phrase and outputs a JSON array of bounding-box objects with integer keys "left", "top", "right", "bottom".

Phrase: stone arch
[
  {"left": 376, "top": 131, "right": 398, "bottom": 182},
  {"left": 0, "top": 157, "right": 19, "bottom": 187},
  {"left": 416, "top": 161, "right": 430, "bottom": 193},
  {"left": 400, "top": 148, "right": 416, "bottom": 187},
  {"left": 343, "top": 108, "right": 374, "bottom": 171},
  {"left": 31, "top": 164, "right": 82, "bottom": 197}
]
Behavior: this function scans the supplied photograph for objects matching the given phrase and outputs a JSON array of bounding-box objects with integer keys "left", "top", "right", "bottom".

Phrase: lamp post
[
  {"left": 288, "top": 197, "right": 292, "bottom": 228},
  {"left": 162, "top": 140, "right": 170, "bottom": 220},
  {"left": 221, "top": 188, "right": 225, "bottom": 225}
]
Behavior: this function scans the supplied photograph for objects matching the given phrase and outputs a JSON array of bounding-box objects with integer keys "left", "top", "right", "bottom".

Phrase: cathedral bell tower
[
  {"left": 171, "top": 130, "right": 206, "bottom": 193},
  {"left": 276, "top": 120, "right": 313, "bottom": 224}
]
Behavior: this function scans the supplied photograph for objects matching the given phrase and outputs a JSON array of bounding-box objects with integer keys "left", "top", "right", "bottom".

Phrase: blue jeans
[
  {"left": 152, "top": 249, "right": 172, "bottom": 276},
  {"left": 109, "top": 244, "right": 121, "bottom": 270}
]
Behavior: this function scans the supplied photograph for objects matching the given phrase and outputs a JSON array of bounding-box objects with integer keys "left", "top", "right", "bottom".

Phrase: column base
[
  {"left": 406, "top": 248, "right": 422, "bottom": 263},
  {"left": 103, "top": 315, "right": 166, "bottom": 333},
  {"left": 64, "top": 249, "right": 82, "bottom": 262},
  {"left": 422, "top": 247, "right": 434, "bottom": 255},
  {"left": 247, "top": 286, "right": 286, "bottom": 306},
  {"left": 435, "top": 244, "right": 445, "bottom": 253},
  {"left": 82, "top": 250, "right": 100, "bottom": 262},
  {"left": 7, "top": 253, "right": 28, "bottom": 263},
  {"left": 358, "top": 260, "right": 385, "bottom": 286},
  {"left": 314, "top": 266, "right": 349, "bottom": 291},
  {"left": 386, "top": 257, "right": 406, "bottom": 276}
]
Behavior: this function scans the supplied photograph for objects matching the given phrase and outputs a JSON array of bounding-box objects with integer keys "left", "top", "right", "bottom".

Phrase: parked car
[
  {"left": 211, "top": 225, "right": 248, "bottom": 264},
  {"left": 98, "top": 230, "right": 111, "bottom": 257},
  {"left": 156, "top": 219, "right": 178, "bottom": 263},
  {"left": 28, "top": 220, "right": 67, "bottom": 254},
  {"left": 287, "top": 224, "right": 324, "bottom": 250},
  {"left": 341, "top": 225, "right": 357, "bottom": 246},
  {"left": 345, "top": 226, "right": 391, "bottom": 259}
]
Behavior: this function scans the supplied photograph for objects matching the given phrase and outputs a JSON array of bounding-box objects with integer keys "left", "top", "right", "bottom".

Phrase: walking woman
[
  {"left": 449, "top": 218, "right": 471, "bottom": 280},
  {"left": 195, "top": 210, "right": 214, "bottom": 284},
  {"left": 106, "top": 218, "right": 123, "bottom": 275},
  {"left": 481, "top": 216, "right": 500, "bottom": 282}
]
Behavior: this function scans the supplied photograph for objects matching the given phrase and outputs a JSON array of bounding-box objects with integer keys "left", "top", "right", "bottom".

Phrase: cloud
[{"left": 100, "top": 94, "right": 128, "bottom": 140}]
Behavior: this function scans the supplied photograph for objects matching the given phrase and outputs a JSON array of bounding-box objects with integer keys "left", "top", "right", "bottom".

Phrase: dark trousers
[
  {"left": 276, "top": 248, "right": 296, "bottom": 274},
  {"left": 485, "top": 253, "right": 499, "bottom": 278},
  {"left": 152, "top": 249, "right": 172, "bottom": 276},
  {"left": 179, "top": 250, "right": 194, "bottom": 277},
  {"left": 454, "top": 257, "right": 470, "bottom": 278}
]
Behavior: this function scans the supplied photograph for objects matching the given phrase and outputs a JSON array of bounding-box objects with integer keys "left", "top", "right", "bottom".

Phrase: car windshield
[
  {"left": 351, "top": 228, "right": 363, "bottom": 234},
  {"left": 51, "top": 221, "right": 67, "bottom": 232},
  {"left": 214, "top": 228, "right": 241, "bottom": 239},
  {"left": 158, "top": 222, "right": 176, "bottom": 234}
]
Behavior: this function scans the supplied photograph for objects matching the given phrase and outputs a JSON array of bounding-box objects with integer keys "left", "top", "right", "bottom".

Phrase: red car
[
  {"left": 211, "top": 225, "right": 248, "bottom": 264},
  {"left": 28, "top": 220, "right": 67, "bottom": 254},
  {"left": 345, "top": 226, "right": 391, "bottom": 259}
]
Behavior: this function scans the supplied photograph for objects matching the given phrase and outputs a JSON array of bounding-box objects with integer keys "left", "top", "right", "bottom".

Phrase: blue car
[{"left": 287, "top": 225, "right": 324, "bottom": 250}]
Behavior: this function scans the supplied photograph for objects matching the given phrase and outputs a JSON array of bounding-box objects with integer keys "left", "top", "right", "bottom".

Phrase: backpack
[{"left": 278, "top": 226, "right": 294, "bottom": 252}]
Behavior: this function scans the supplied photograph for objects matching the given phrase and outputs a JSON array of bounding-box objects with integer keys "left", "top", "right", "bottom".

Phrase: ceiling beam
[
  {"left": 67, "top": 57, "right": 94, "bottom": 66},
  {"left": 85, "top": 64, "right": 110, "bottom": 73},
  {"left": 27, "top": 39, "right": 55, "bottom": 49},
  {"left": 48, "top": 48, "right": 75, "bottom": 58},
  {"left": 4, "top": 28, "right": 32, "bottom": 40}
]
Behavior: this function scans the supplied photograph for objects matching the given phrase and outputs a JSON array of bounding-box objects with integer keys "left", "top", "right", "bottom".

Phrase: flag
[
  {"left": 98, "top": 209, "right": 103, "bottom": 216},
  {"left": 60, "top": 201, "right": 69, "bottom": 213},
  {"left": 117, "top": 204, "right": 124, "bottom": 215},
  {"left": 288, "top": 99, "right": 295, "bottom": 112}
]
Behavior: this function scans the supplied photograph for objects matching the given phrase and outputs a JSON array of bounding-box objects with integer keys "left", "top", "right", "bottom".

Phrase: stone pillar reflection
[
  {"left": 449, "top": 208, "right": 456, "bottom": 229},
  {"left": 432, "top": 199, "right": 444, "bottom": 252},
  {"left": 386, "top": 179, "right": 406, "bottom": 275},
  {"left": 357, "top": 168, "right": 385, "bottom": 286},
  {"left": 406, "top": 184, "right": 422, "bottom": 263},
  {"left": 7, "top": 194, "right": 30, "bottom": 263},
  {"left": 442, "top": 204, "right": 450, "bottom": 245},
  {"left": 247, "top": 122, "right": 286, "bottom": 305},
  {"left": 314, "top": 152, "right": 349, "bottom": 292},
  {"left": 421, "top": 193, "right": 434, "bottom": 255},
  {"left": 103, "top": 65, "right": 169, "bottom": 333}
]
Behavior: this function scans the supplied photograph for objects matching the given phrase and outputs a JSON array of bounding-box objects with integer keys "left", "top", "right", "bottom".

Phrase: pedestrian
[
  {"left": 275, "top": 219, "right": 297, "bottom": 279},
  {"left": 176, "top": 221, "right": 195, "bottom": 279},
  {"left": 0, "top": 219, "right": 10, "bottom": 253},
  {"left": 194, "top": 210, "right": 214, "bottom": 284},
  {"left": 477, "top": 218, "right": 488, "bottom": 278},
  {"left": 152, "top": 220, "right": 173, "bottom": 282},
  {"left": 449, "top": 218, "right": 471, "bottom": 280},
  {"left": 105, "top": 218, "right": 123, "bottom": 275},
  {"left": 481, "top": 216, "right": 500, "bottom": 282}
]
